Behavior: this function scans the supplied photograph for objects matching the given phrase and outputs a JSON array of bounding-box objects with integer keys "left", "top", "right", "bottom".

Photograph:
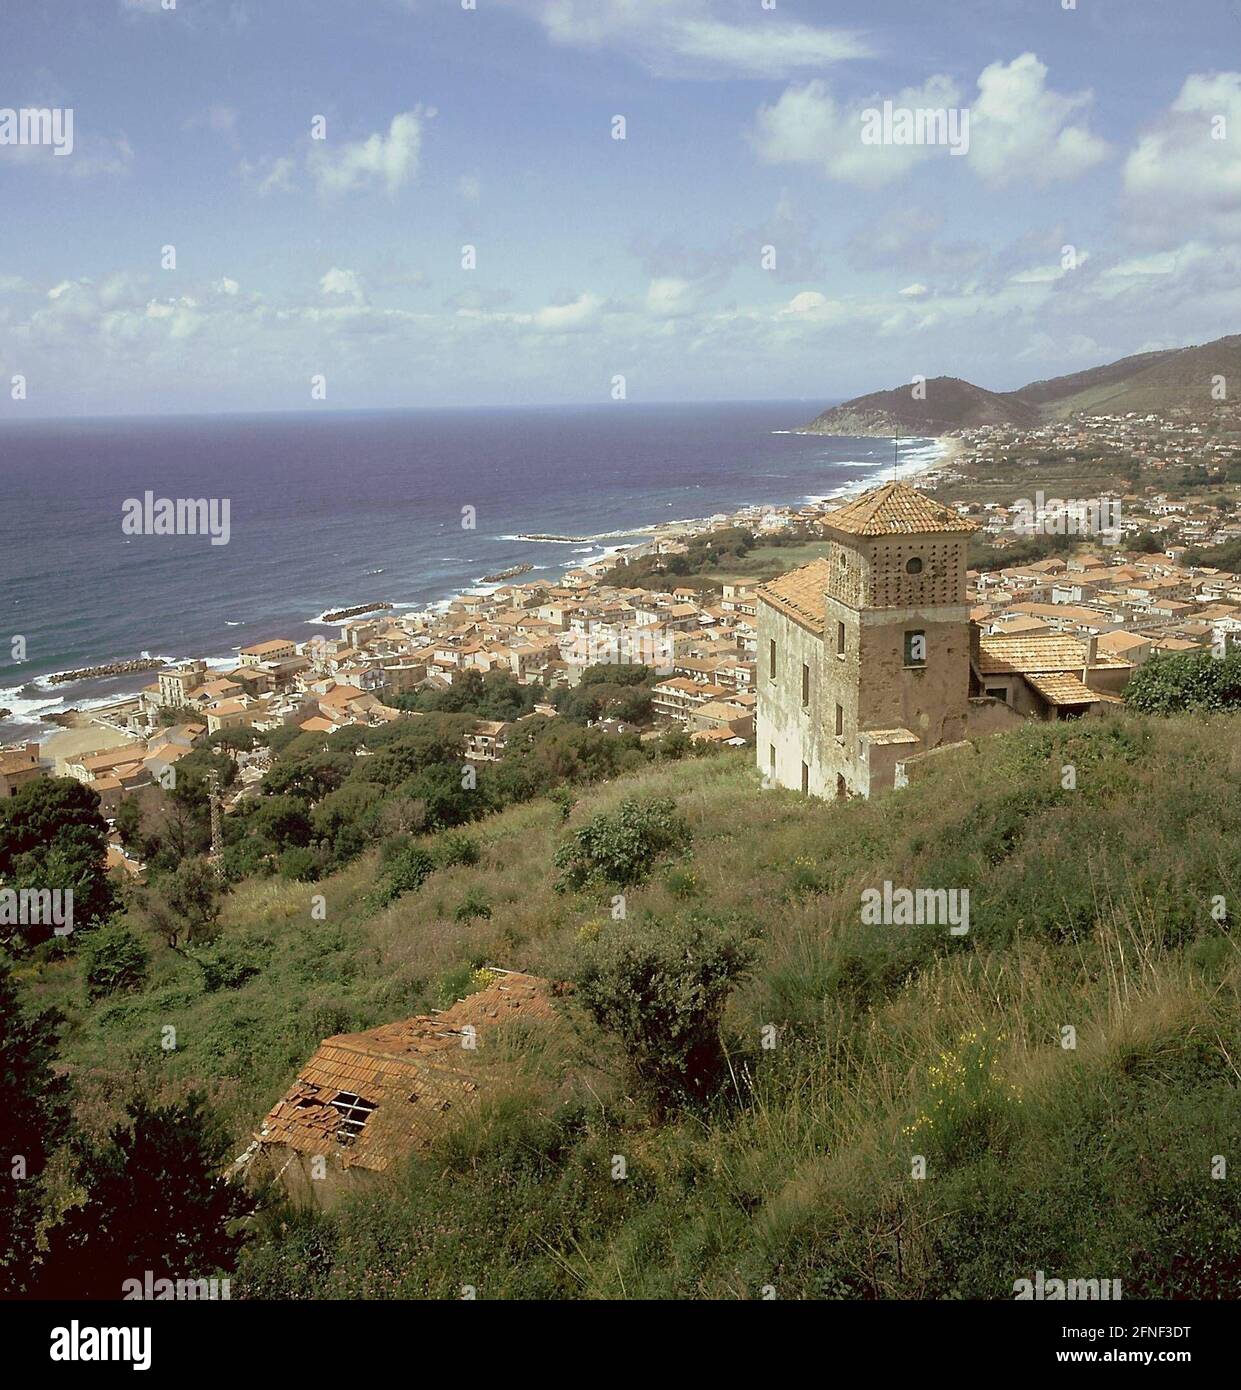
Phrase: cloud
[
  {"left": 1123, "top": 72, "right": 1241, "bottom": 241},
  {"left": 646, "top": 277, "right": 703, "bottom": 319},
  {"left": 505, "top": 0, "right": 869, "bottom": 79},
  {"left": 320, "top": 268, "right": 366, "bottom": 301},
  {"left": 457, "top": 173, "right": 481, "bottom": 202},
  {"left": 752, "top": 76, "right": 964, "bottom": 187},
  {"left": 752, "top": 55, "right": 1106, "bottom": 189},
  {"left": 0, "top": 128, "right": 133, "bottom": 179},
  {"left": 967, "top": 54, "right": 1108, "bottom": 187},
  {"left": 309, "top": 110, "right": 429, "bottom": 196},
  {"left": 844, "top": 207, "right": 986, "bottom": 276}
]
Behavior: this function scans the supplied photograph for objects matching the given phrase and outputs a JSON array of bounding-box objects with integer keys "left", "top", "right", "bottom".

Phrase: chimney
[{"left": 1082, "top": 633, "right": 1098, "bottom": 685}]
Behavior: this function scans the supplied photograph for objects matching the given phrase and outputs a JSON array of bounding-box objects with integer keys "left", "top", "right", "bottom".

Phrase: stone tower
[{"left": 756, "top": 481, "right": 978, "bottom": 799}]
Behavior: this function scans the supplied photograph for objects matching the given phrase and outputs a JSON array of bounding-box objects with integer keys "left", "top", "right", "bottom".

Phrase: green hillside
[
  {"left": 22, "top": 709, "right": 1241, "bottom": 1299},
  {"left": 803, "top": 332, "right": 1241, "bottom": 433}
]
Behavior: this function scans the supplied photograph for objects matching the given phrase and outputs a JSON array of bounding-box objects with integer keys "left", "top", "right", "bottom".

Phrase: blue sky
[{"left": 2, "top": 0, "right": 1241, "bottom": 416}]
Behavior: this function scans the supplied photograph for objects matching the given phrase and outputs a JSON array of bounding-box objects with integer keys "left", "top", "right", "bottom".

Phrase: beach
[{"left": 0, "top": 412, "right": 958, "bottom": 749}]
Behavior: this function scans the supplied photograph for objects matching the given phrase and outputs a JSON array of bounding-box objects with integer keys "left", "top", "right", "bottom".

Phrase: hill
[
  {"left": 802, "top": 332, "right": 1241, "bottom": 434},
  {"left": 27, "top": 709, "right": 1241, "bottom": 1299}
]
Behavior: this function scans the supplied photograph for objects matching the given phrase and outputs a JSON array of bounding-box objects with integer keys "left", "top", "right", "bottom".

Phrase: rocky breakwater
[{"left": 47, "top": 658, "right": 165, "bottom": 686}]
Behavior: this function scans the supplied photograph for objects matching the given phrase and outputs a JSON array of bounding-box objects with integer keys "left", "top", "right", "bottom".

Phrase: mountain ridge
[{"left": 802, "top": 333, "right": 1241, "bottom": 435}]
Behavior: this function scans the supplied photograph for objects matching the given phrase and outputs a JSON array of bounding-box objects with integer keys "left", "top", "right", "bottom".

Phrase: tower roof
[{"left": 822, "top": 481, "right": 978, "bottom": 537}]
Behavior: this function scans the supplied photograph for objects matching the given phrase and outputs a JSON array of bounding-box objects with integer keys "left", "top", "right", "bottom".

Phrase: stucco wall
[{"left": 756, "top": 605, "right": 835, "bottom": 797}]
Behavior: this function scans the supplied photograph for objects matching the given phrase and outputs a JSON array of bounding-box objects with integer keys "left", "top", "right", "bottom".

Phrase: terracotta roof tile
[
  {"left": 822, "top": 481, "right": 979, "bottom": 537},
  {"left": 1024, "top": 671, "right": 1103, "bottom": 706},
  {"left": 755, "top": 558, "right": 830, "bottom": 634},
  {"left": 255, "top": 971, "right": 556, "bottom": 1173}
]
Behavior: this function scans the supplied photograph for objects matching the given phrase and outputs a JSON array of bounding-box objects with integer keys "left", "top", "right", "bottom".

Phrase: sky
[{"left": 2, "top": 0, "right": 1241, "bottom": 417}]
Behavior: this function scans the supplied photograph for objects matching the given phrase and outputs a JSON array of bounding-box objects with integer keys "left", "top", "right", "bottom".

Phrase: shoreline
[{"left": 2, "top": 434, "right": 956, "bottom": 748}]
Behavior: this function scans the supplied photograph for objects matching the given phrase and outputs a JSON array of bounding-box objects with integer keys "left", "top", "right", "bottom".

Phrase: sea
[{"left": 0, "top": 401, "right": 940, "bottom": 742}]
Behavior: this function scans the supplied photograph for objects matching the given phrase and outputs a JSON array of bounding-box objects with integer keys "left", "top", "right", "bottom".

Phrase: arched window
[{"left": 906, "top": 556, "right": 923, "bottom": 574}]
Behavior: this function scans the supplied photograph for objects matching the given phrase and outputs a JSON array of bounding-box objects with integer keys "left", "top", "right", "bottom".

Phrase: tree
[
  {"left": 143, "top": 856, "right": 223, "bottom": 949},
  {"left": 207, "top": 726, "right": 262, "bottom": 757},
  {"left": 572, "top": 916, "right": 756, "bottom": 1113},
  {"left": 35, "top": 1094, "right": 252, "bottom": 1299},
  {"left": 0, "top": 955, "right": 71, "bottom": 1294},
  {"left": 0, "top": 777, "right": 116, "bottom": 948},
  {"left": 82, "top": 921, "right": 150, "bottom": 1001}
]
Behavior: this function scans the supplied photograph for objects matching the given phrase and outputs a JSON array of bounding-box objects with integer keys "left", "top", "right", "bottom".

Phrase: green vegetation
[
  {"left": 7, "top": 709, "right": 1241, "bottom": 1298},
  {"left": 553, "top": 795, "right": 691, "bottom": 891},
  {"left": 601, "top": 525, "right": 824, "bottom": 591},
  {"left": 967, "top": 530, "right": 1078, "bottom": 572},
  {"left": 0, "top": 778, "right": 116, "bottom": 949},
  {"left": 573, "top": 913, "right": 756, "bottom": 1114},
  {"left": 1125, "top": 649, "right": 1241, "bottom": 714}
]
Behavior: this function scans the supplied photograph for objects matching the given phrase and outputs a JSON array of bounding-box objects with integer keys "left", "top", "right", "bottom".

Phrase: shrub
[
  {"left": 453, "top": 890, "right": 492, "bottom": 923},
  {"left": 436, "top": 832, "right": 481, "bottom": 868},
  {"left": 279, "top": 845, "right": 324, "bottom": 882},
  {"left": 554, "top": 796, "right": 691, "bottom": 892},
  {"left": 81, "top": 922, "right": 150, "bottom": 1002},
  {"left": 191, "top": 941, "right": 262, "bottom": 993},
  {"left": 1125, "top": 649, "right": 1241, "bottom": 714},
  {"left": 571, "top": 915, "right": 756, "bottom": 1112},
  {"left": 377, "top": 845, "right": 437, "bottom": 905}
]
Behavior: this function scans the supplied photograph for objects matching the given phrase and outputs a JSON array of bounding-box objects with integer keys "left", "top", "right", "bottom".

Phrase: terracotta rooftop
[
  {"left": 755, "top": 558, "right": 830, "bottom": 634},
  {"left": 1023, "top": 671, "right": 1103, "bottom": 706},
  {"left": 976, "top": 634, "right": 1129, "bottom": 676},
  {"left": 821, "top": 481, "right": 979, "bottom": 537},
  {"left": 254, "top": 971, "right": 556, "bottom": 1174}
]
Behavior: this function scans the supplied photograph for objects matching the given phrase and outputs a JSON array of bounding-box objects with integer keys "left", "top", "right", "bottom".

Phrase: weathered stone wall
[{"left": 755, "top": 604, "right": 833, "bottom": 797}]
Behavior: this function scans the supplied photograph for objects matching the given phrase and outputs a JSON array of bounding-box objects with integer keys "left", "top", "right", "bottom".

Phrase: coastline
[{"left": 2, "top": 433, "right": 958, "bottom": 749}]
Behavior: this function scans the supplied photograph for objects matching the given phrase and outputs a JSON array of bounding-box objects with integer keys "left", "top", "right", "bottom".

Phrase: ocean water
[{"left": 0, "top": 402, "right": 938, "bottom": 738}]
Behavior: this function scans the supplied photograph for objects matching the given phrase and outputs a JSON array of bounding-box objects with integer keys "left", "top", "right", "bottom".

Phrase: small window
[
  {"left": 835, "top": 703, "right": 844, "bottom": 737},
  {"left": 330, "top": 1092, "right": 377, "bottom": 1145},
  {"left": 836, "top": 621, "right": 845, "bottom": 657},
  {"left": 768, "top": 638, "right": 776, "bottom": 680},
  {"left": 801, "top": 662, "right": 810, "bottom": 707},
  {"left": 906, "top": 556, "right": 923, "bottom": 574},
  {"left": 800, "top": 761, "right": 809, "bottom": 794},
  {"left": 904, "top": 630, "right": 927, "bottom": 666},
  {"left": 769, "top": 743, "right": 776, "bottom": 774}
]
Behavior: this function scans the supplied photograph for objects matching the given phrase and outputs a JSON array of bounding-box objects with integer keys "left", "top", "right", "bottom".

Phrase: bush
[
  {"left": 191, "top": 940, "right": 262, "bottom": 993},
  {"left": 454, "top": 890, "right": 492, "bottom": 923},
  {"left": 554, "top": 796, "right": 691, "bottom": 892},
  {"left": 279, "top": 845, "right": 325, "bottom": 882},
  {"left": 82, "top": 922, "right": 150, "bottom": 1002},
  {"left": 572, "top": 915, "right": 756, "bottom": 1112},
  {"left": 1125, "top": 649, "right": 1241, "bottom": 714},
  {"left": 377, "top": 845, "right": 437, "bottom": 905},
  {"left": 435, "top": 832, "right": 481, "bottom": 868}
]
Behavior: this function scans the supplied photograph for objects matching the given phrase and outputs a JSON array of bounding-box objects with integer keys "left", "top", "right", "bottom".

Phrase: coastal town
[{"left": 3, "top": 411, "right": 1241, "bottom": 851}]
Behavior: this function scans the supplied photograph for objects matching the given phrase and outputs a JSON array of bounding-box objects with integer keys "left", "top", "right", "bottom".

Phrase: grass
[
  {"left": 28, "top": 711, "right": 1241, "bottom": 1297},
  {"left": 703, "top": 540, "right": 829, "bottom": 586}
]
